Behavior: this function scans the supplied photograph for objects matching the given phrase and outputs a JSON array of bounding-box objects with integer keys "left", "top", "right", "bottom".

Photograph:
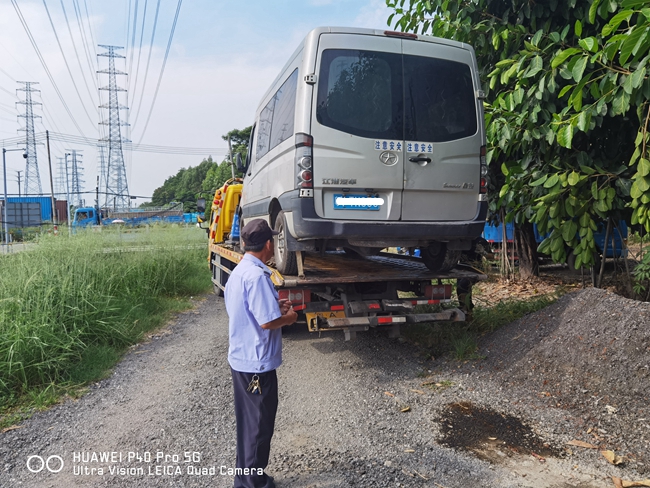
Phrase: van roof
[
  {"left": 303, "top": 26, "right": 473, "bottom": 50},
  {"left": 255, "top": 26, "right": 476, "bottom": 116}
]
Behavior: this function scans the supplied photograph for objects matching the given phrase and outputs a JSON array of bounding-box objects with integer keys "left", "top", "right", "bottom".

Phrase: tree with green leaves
[
  {"left": 148, "top": 157, "right": 217, "bottom": 212},
  {"left": 388, "top": 0, "right": 649, "bottom": 278},
  {"left": 202, "top": 126, "right": 252, "bottom": 193}
]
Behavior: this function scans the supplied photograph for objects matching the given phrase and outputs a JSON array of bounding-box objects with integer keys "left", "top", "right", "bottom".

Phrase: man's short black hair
[{"left": 243, "top": 242, "right": 266, "bottom": 253}]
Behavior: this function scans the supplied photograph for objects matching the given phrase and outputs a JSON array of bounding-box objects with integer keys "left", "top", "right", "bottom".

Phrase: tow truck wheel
[
  {"left": 274, "top": 211, "right": 298, "bottom": 275},
  {"left": 422, "top": 242, "right": 461, "bottom": 272}
]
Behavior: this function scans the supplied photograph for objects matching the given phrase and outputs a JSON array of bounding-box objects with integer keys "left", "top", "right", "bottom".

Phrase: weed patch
[
  {"left": 402, "top": 288, "right": 557, "bottom": 361},
  {"left": 0, "top": 227, "right": 211, "bottom": 414}
]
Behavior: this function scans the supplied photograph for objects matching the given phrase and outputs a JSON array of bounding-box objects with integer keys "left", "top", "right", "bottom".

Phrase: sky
[{"left": 0, "top": 0, "right": 393, "bottom": 206}]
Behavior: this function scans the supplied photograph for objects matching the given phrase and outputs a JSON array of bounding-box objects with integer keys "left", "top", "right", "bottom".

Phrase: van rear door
[
  {"left": 401, "top": 41, "right": 482, "bottom": 221},
  {"left": 311, "top": 33, "right": 404, "bottom": 221}
]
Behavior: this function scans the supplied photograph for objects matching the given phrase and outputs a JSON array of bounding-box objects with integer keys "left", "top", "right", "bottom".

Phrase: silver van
[{"left": 240, "top": 27, "right": 488, "bottom": 274}]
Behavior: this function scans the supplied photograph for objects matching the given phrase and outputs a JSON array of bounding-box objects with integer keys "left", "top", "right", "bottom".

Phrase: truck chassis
[{"left": 209, "top": 243, "right": 485, "bottom": 340}]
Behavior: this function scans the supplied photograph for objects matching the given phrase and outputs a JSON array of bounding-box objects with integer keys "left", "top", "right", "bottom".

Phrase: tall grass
[{"left": 0, "top": 226, "right": 210, "bottom": 402}]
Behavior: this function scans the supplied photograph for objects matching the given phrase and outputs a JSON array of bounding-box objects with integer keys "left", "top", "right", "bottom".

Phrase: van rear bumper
[{"left": 279, "top": 191, "right": 487, "bottom": 242}]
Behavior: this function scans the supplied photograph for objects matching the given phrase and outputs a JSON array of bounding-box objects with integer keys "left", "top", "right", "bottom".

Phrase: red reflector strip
[
  {"left": 411, "top": 299, "right": 441, "bottom": 305},
  {"left": 367, "top": 303, "right": 381, "bottom": 310},
  {"left": 331, "top": 305, "right": 345, "bottom": 311},
  {"left": 378, "top": 316, "right": 407, "bottom": 324}
]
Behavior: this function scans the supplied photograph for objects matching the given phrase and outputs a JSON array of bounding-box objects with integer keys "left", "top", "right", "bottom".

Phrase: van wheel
[
  {"left": 274, "top": 211, "right": 297, "bottom": 275},
  {"left": 422, "top": 242, "right": 461, "bottom": 272}
]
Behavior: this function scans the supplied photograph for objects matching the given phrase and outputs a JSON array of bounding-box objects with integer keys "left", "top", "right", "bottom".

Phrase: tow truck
[{"left": 198, "top": 178, "right": 485, "bottom": 340}]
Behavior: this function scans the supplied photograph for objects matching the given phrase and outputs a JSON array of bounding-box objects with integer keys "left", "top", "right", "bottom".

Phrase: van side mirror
[
  {"left": 235, "top": 153, "right": 244, "bottom": 173},
  {"left": 196, "top": 198, "right": 206, "bottom": 213}
]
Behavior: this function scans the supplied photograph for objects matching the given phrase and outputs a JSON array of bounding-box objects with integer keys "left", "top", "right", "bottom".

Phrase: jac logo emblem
[{"left": 379, "top": 151, "right": 398, "bottom": 166}]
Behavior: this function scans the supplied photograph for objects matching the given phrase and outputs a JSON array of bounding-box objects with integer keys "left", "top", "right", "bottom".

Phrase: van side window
[
  {"left": 256, "top": 69, "right": 299, "bottom": 161},
  {"left": 404, "top": 56, "right": 477, "bottom": 143},
  {"left": 270, "top": 69, "right": 298, "bottom": 149},
  {"left": 316, "top": 49, "right": 402, "bottom": 139},
  {"left": 256, "top": 99, "right": 274, "bottom": 160},
  {"left": 246, "top": 124, "right": 256, "bottom": 170}
]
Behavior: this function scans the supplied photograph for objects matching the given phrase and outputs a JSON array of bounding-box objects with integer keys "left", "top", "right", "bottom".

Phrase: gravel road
[{"left": 1, "top": 289, "right": 648, "bottom": 488}]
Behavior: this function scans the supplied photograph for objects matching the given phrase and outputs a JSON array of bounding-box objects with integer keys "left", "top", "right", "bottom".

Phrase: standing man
[{"left": 224, "top": 219, "right": 298, "bottom": 488}]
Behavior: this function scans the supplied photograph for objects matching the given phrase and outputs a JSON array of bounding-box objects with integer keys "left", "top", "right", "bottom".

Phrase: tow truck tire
[
  {"left": 274, "top": 211, "right": 298, "bottom": 275},
  {"left": 422, "top": 242, "right": 461, "bottom": 272}
]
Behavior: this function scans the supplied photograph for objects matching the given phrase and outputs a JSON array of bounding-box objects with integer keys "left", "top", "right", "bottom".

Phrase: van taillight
[
  {"left": 480, "top": 145, "right": 488, "bottom": 195},
  {"left": 296, "top": 133, "right": 314, "bottom": 193}
]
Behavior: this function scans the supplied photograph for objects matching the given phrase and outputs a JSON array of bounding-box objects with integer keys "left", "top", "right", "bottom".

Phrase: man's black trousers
[{"left": 231, "top": 368, "right": 278, "bottom": 488}]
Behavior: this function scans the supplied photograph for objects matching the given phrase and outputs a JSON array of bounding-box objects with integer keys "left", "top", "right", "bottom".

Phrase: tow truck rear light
[
  {"left": 278, "top": 288, "right": 311, "bottom": 311},
  {"left": 423, "top": 284, "right": 452, "bottom": 300},
  {"left": 296, "top": 133, "right": 314, "bottom": 193}
]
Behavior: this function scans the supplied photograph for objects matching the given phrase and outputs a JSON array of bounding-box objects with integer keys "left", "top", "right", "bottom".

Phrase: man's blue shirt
[{"left": 225, "top": 253, "right": 282, "bottom": 373}]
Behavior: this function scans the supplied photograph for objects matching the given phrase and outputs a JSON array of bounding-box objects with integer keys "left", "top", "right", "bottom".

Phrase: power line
[
  {"left": 1, "top": 131, "right": 228, "bottom": 156},
  {"left": 41, "top": 0, "right": 97, "bottom": 127},
  {"left": 127, "top": 0, "right": 140, "bottom": 94},
  {"left": 0, "top": 67, "right": 16, "bottom": 82},
  {"left": 130, "top": 0, "right": 149, "bottom": 109},
  {"left": 71, "top": 0, "right": 99, "bottom": 91},
  {"left": 58, "top": 0, "right": 99, "bottom": 107},
  {"left": 10, "top": 0, "right": 87, "bottom": 138},
  {"left": 135, "top": 0, "right": 183, "bottom": 144},
  {"left": 131, "top": 0, "right": 161, "bottom": 129}
]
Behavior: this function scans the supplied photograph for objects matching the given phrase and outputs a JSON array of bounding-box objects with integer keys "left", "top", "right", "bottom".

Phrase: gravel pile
[
  {"left": 460, "top": 287, "right": 650, "bottom": 474},
  {"left": 1, "top": 288, "right": 648, "bottom": 487}
]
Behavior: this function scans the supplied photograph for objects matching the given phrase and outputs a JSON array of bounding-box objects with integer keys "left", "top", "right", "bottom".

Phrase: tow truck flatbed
[{"left": 211, "top": 245, "right": 485, "bottom": 287}]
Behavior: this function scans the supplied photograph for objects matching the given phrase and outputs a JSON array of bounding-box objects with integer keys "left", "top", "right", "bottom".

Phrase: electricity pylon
[
  {"left": 17, "top": 81, "right": 42, "bottom": 195},
  {"left": 98, "top": 45, "right": 129, "bottom": 209}
]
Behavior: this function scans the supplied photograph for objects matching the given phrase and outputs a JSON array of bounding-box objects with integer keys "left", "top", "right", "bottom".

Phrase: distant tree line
[{"left": 143, "top": 127, "right": 251, "bottom": 213}]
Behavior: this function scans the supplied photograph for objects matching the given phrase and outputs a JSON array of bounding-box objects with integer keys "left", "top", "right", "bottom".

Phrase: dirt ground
[
  {"left": 450, "top": 256, "right": 650, "bottom": 483},
  {"left": 1, "top": 255, "right": 649, "bottom": 488}
]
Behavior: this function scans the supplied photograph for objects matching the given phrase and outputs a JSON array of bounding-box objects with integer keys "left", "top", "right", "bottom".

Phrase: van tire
[
  {"left": 274, "top": 211, "right": 298, "bottom": 275},
  {"left": 422, "top": 243, "right": 461, "bottom": 272}
]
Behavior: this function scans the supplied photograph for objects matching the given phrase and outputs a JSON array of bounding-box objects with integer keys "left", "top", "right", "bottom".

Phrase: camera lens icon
[{"left": 26, "top": 455, "right": 64, "bottom": 473}]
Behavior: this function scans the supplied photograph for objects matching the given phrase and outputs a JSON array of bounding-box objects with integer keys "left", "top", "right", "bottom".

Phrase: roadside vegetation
[
  {"left": 388, "top": 0, "right": 650, "bottom": 284},
  {"left": 0, "top": 226, "right": 211, "bottom": 427}
]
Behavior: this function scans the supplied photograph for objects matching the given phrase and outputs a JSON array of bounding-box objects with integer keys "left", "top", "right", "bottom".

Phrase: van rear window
[
  {"left": 316, "top": 49, "right": 477, "bottom": 142},
  {"left": 404, "top": 56, "right": 477, "bottom": 143},
  {"left": 316, "top": 49, "right": 403, "bottom": 140}
]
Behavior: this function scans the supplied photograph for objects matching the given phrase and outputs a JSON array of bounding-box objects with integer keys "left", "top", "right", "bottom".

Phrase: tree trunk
[{"left": 516, "top": 222, "right": 539, "bottom": 279}]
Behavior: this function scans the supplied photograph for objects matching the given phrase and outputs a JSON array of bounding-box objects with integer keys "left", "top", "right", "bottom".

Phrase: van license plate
[{"left": 333, "top": 194, "right": 381, "bottom": 211}]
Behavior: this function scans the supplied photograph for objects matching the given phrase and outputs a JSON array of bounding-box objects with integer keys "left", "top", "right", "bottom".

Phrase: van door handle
[{"left": 409, "top": 156, "right": 432, "bottom": 163}]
